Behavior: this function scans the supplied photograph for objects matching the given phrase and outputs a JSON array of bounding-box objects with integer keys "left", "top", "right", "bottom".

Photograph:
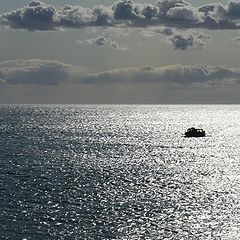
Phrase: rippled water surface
[{"left": 1, "top": 105, "right": 240, "bottom": 239}]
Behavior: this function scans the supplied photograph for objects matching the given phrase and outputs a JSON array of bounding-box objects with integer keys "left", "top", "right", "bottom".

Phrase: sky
[{"left": 1, "top": 0, "right": 240, "bottom": 103}]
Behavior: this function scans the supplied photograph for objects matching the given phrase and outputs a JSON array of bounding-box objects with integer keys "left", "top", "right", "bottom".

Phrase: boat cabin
[{"left": 185, "top": 127, "right": 205, "bottom": 137}]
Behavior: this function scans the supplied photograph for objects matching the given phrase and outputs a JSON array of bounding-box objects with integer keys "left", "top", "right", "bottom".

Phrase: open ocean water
[{"left": 1, "top": 105, "right": 240, "bottom": 239}]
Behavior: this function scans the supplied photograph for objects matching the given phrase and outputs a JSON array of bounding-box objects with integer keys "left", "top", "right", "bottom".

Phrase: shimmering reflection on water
[{"left": 1, "top": 105, "right": 240, "bottom": 239}]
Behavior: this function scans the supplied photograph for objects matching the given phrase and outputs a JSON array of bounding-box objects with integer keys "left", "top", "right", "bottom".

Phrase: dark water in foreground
[{"left": 1, "top": 105, "right": 240, "bottom": 239}]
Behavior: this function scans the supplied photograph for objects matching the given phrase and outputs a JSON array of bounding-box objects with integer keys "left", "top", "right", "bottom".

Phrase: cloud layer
[
  {"left": 2, "top": 59, "right": 240, "bottom": 103},
  {"left": 0, "top": 59, "right": 87, "bottom": 85},
  {"left": 1, "top": 59, "right": 240, "bottom": 89},
  {"left": 2, "top": 0, "right": 240, "bottom": 31}
]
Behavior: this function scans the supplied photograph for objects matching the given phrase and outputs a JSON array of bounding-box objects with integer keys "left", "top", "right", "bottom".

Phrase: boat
[{"left": 185, "top": 127, "right": 205, "bottom": 138}]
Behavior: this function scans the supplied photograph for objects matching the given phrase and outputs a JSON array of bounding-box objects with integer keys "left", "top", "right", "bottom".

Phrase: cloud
[
  {"left": 77, "top": 36, "right": 129, "bottom": 51},
  {"left": 140, "top": 27, "right": 210, "bottom": 50},
  {"left": 0, "top": 0, "right": 59, "bottom": 31},
  {"left": 2, "top": 0, "right": 240, "bottom": 31},
  {"left": 1, "top": 59, "right": 240, "bottom": 90},
  {"left": 167, "top": 5, "right": 203, "bottom": 22},
  {"left": 0, "top": 59, "right": 87, "bottom": 85},
  {"left": 169, "top": 32, "right": 209, "bottom": 50},
  {"left": 80, "top": 65, "right": 240, "bottom": 89},
  {"left": 113, "top": 1, "right": 141, "bottom": 20},
  {"left": 59, "top": 4, "right": 113, "bottom": 28},
  {"left": 227, "top": 1, "right": 240, "bottom": 18},
  {"left": 2, "top": 59, "right": 240, "bottom": 103}
]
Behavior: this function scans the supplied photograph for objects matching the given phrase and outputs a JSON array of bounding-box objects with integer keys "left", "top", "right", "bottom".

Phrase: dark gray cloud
[
  {"left": 140, "top": 27, "right": 210, "bottom": 50},
  {"left": 227, "top": 1, "right": 240, "bottom": 18},
  {"left": 113, "top": 1, "right": 141, "bottom": 20},
  {"left": 169, "top": 33, "right": 209, "bottom": 50},
  {"left": 1, "top": 0, "right": 59, "bottom": 31},
  {"left": 78, "top": 36, "right": 129, "bottom": 51},
  {"left": 1, "top": 59, "right": 240, "bottom": 89},
  {"left": 2, "top": 0, "right": 240, "bottom": 31}
]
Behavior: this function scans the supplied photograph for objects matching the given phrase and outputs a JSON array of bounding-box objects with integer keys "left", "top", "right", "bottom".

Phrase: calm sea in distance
[{"left": 1, "top": 104, "right": 240, "bottom": 239}]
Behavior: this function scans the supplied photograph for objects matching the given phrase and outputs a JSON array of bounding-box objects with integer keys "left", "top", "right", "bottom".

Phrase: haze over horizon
[{"left": 1, "top": 0, "right": 240, "bottom": 103}]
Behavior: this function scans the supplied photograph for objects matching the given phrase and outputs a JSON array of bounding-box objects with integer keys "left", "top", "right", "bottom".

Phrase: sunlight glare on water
[{"left": 0, "top": 105, "right": 240, "bottom": 239}]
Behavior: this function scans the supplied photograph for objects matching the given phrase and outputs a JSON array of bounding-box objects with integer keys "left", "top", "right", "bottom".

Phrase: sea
[{"left": 1, "top": 104, "right": 240, "bottom": 240}]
